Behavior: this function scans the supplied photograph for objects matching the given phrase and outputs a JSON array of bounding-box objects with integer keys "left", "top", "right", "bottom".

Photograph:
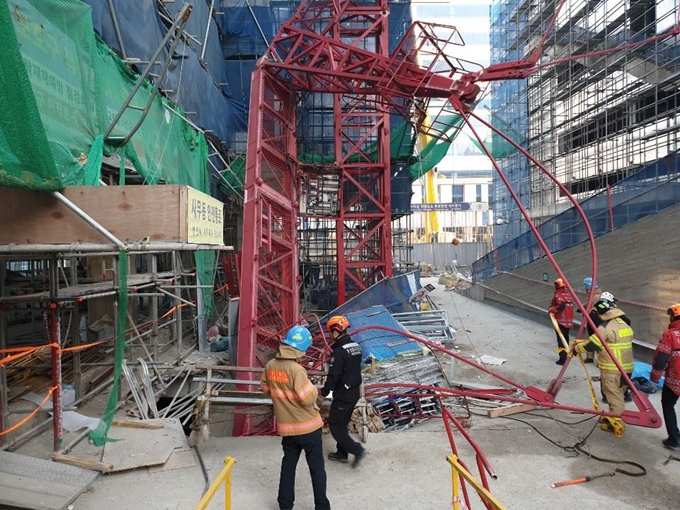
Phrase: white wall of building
[{"left": 406, "top": 0, "right": 495, "bottom": 244}]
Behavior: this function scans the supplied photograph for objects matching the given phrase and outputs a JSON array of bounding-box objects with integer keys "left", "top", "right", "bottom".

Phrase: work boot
[
  {"left": 328, "top": 452, "right": 348, "bottom": 463},
  {"left": 601, "top": 394, "right": 608, "bottom": 404},
  {"left": 584, "top": 358, "right": 594, "bottom": 364},
  {"left": 352, "top": 448, "right": 366, "bottom": 469},
  {"left": 599, "top": 417, "right": 625, "bottom": 437},
  {"left": 624, "top": 390, "right": 633, "bottom": 403},
  {"left": 663, "top": 437, "right": 680, "bottom": 451}
]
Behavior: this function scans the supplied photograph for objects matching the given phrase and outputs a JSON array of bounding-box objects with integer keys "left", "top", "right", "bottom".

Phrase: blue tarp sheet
[
  {"left": 342, "top": 306, "right": 422, "bottom": 363},
  {"left": 82, "top": 0, "right": 249, "bottom": 148},
  {"left": 80, "top": 0, "right": 416, "bottom": 200}
]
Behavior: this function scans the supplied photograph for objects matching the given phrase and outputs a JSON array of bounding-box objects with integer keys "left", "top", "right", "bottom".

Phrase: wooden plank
[
  {"left": 487, "top": 403, "right": 537, "bottom": 418},
  {"left": 111, "top": 419, "right": 165, "bottom": 429},
  {"left": 50, "top": 452, "right": 114, "bottom": 473},
  {"left": 0, "top": 185, "right": 186, "bottom": 244}
]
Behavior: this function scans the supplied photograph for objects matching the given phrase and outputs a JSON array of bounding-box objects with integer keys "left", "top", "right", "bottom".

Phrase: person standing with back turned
[
  {"left": 549, "top": 278, "right": 574, "bottom": 365},
  {"left": 650, "top": 303, "right": 680, "bottom": 451},
  {"left": 321, "top": 315, "right": 366, "bottom": 467},
  {"left": 261, "top": 325, "right": 331, "bottom": 510}
]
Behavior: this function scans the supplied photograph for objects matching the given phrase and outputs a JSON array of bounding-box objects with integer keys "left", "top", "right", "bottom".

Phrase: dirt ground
[{"left": 12, "top": 276, "right": 680, "bottom": 509}]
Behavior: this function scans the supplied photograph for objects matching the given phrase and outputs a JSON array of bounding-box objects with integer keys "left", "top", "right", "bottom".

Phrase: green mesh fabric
[
  {"left": 0, "top": 0, "right": 59, "bottom": 189},
  {"left": 89, "top": 253, "right": 128, "bottom": 446},
  {"left": 1, "top": 0, "right": 218, "bottom": 444},
  {"left": 2, "top": 0, "right": 209, "bottom": 192}
]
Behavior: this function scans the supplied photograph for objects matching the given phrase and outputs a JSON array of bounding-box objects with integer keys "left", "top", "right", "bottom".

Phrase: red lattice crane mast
[{"left": 235, "top": 0, "right": 679, "bottom": 436}]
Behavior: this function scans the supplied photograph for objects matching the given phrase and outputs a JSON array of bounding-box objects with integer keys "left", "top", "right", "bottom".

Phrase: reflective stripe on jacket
[
  {"left": 583, "top": 308, "right": 634, "bottom": 372},
  {"left": 321, "top": 332, "right": 363, "bottom": 403},
  {"left": 260, "top": 345, "right": 323, "bottom": 436}
]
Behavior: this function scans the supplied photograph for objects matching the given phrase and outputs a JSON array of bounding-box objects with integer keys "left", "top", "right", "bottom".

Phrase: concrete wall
[
  {"left": 412, "top": 242, "right": 490, "bottom": 269},
  {"left": 473, "top": 204, "right": 680, "bottom": 349}
]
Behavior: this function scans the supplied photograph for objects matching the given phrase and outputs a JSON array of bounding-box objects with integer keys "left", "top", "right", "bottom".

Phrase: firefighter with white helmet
[
  {"left": 572, "top": 298, "right": 635, "bottom": 436},
  {"left": 651, "top": 303, "right": 680, "bottom": 451}
]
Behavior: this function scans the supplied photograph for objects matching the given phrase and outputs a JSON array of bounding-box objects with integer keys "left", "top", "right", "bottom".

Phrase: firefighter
[
  {"left": 598, "top": 291, "right": 633, "bottom": 403},
  {"left": 650, "top": 303, "right": 680, "bottom": 451},
  {"left": 260, "top": 325, "right": 331, "bottom": 510},
  {"left": 549, "top": 278, "right": 574, "bottom": 365},
  {"left": 321, "top": 315, "right": 366, "bottom": 467},
  {"left": 581, "top": 277, "right": 601, "bottom": 364},
  {"left": 572, "top": 298, "right": 634, "bottom": 435}
]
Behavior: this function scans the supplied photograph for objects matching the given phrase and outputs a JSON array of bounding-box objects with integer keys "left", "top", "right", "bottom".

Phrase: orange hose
[{"left": 551, "top": 477, "right": 589, "bottom": 488}]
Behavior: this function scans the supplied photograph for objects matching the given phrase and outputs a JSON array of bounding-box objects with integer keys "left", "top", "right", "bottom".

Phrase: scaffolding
[{"left": 490, "top": 0, "right": 680, "bottom": 245}]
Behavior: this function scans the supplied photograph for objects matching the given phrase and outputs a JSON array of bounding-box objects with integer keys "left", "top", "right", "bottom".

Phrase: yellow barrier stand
[
  {"left": 447, "top": 455, "right": 507, "bottom": 510},
  {"left": 195, "top": 457, "right": 237, "bottom": 510}
]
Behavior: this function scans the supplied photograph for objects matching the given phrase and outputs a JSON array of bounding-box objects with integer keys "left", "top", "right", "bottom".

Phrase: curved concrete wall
[{"left": 473, "top": 204, "right": 680, "bottom": 351}]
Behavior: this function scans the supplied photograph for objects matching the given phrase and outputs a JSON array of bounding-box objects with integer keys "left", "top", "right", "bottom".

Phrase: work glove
[{"left": 571, "top": 340, "right": 586, "bottom": 355}]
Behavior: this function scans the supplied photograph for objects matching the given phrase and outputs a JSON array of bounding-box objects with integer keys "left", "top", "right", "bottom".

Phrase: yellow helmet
[{"left": 554, "top": 278, "right": 566, "bottom": 289}]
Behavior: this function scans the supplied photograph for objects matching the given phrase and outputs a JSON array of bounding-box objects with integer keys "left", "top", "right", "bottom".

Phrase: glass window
[{"left": 453, "top": 184, "right": 464, "bottom": 201}]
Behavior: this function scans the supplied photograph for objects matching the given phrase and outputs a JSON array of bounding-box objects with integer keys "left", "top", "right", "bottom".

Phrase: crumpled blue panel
[{"left": 342, "top": 306, "right": 422, "bottom": 363}]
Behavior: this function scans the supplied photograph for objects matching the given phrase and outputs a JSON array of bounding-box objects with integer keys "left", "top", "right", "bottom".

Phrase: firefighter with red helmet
[
  {"left": 321, "top": 315, "right": 366, "bottom": 467},
  {"left": 651, "top": 303, "right": 680, "bottom": 451},
  {"left": 549, "top": 278, "right": 574, "bottom": 365}
]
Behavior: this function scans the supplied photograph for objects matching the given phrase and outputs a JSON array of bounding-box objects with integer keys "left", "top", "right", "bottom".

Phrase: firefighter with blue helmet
[{"left": 261, "top": 325, "right": 330, "bottom": 510}]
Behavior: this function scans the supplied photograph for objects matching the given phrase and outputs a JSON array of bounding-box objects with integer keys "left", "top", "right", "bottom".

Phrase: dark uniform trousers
[
  {"left": 328, "top": 398, "right": 364, "bottom": 459},
  {"left": 278, "top": 428, "right": 331, "bottom": 510}
]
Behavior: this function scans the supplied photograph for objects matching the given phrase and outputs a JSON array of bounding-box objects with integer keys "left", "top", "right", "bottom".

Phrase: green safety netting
[
  {"left": 2, "top": 0, "right": 209, "bottom": 191},
  {"left": 89, "top": 253, "right": 128, "bottom": 446},
  {"left": 1, "top": 0, "right": 218, "bottom": 443}
]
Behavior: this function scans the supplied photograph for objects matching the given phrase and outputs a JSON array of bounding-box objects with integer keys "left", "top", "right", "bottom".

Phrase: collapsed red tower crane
[{"left": 235, "top": 0, "right": 679, "bottom": 436}]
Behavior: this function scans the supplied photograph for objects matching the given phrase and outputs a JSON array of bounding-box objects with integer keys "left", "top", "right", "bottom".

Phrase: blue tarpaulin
[{"left": 341, "top": 306, "right": 422, "bottom": 364}]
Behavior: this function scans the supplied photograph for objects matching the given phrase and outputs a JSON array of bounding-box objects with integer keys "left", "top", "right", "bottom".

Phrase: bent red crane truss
[{"left": 237, "top": 0, "right": 679, "bottom": 436}]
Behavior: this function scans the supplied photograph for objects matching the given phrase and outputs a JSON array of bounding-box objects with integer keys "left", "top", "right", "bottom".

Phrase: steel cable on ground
[{"left": 478, "top": 410, "right": 647, "bottom": 479}]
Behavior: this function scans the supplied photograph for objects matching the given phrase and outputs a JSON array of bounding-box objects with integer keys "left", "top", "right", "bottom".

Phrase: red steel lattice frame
[{"left": 236, "top": 0, "right": 679, "bottom": 436}]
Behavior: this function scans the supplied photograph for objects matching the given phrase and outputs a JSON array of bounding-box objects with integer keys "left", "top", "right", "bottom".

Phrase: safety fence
[
  {"left": 448, "top": 454, "right": 507, "bottom": 510},
  {"left": 472, "top": 151, "right": 680, "bottom": 281},
  {"left": 195, "top": 457, "right": 236, "bottom": 510}
]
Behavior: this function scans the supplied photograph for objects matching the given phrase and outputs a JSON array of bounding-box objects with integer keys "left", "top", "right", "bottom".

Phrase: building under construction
[{"left": 1, "top": 0, "right": 680, "bottom": 508}]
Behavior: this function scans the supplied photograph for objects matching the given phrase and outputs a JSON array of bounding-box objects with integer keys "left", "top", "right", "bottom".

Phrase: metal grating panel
[{"left": 0, "top": 451, "right": 97, "bottom": 510}]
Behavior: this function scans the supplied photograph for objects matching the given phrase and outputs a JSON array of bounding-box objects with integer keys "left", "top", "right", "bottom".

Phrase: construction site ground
[{"left": 12, "top": 277, "right": 680, "bottom": 510}]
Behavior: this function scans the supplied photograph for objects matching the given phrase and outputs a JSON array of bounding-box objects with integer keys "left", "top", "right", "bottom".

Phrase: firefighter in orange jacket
[
  {"left": 650, "top": 303, "right": 680, "bottom": 451},
  {"left": 549, "top": 278, "right": 574, "bottom": 365},
  {"left": 261, "top": 325, "right": 331, "bottom": 510}
]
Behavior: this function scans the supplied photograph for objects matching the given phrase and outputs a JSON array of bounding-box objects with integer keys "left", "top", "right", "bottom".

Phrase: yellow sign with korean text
[{"left": 187, "top": 187, "right": 224, "bottom": 245}]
